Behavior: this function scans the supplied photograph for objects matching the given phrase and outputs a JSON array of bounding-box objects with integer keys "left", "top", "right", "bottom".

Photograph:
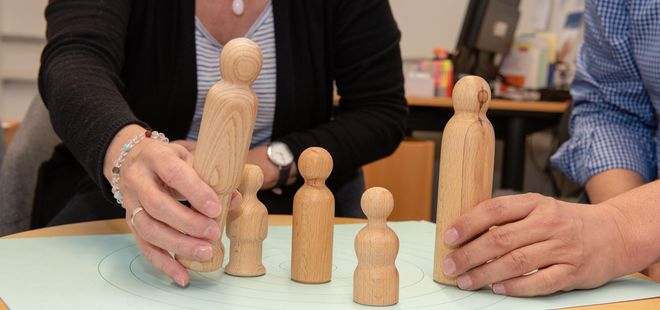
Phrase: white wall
[
  {"left": 389, "top": 0, "right": 582, "bottom": 59},
  {"left": 0, "top": 0, "right": 583, "bottom": 121},
  {"left": 389, "top": 0, "right": 470, "bottom": 59},
  {"left": 0, "top": 0, "right": 46, "bottom": 121}
]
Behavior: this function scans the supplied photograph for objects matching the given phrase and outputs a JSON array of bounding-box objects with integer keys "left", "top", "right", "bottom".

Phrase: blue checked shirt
[{"left": 550, "top": 0, "right": 660, "bottom": 185}]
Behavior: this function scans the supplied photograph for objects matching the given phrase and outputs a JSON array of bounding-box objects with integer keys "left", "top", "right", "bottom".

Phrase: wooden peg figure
[
  {"left": 175, "top": 38, "right": 262, "bottom": 272},
  {"left": 291, "top": 147, "right": 335, "bottom": 284},
  {"left": 225, "top": 164, "right": 269, "bottom": 277},
  {"left": 353, "top": 187, "right": 399, "bottom": 306},
  {"left": 433, "top": 76, "right": 495, "bottom": 285}
]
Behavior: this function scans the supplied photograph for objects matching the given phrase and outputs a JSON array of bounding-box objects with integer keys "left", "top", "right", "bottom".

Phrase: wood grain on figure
[
  {"left": 225, "top": 164, "right": 269, "bottom": 277},
  {"left": 433, "top": 76, "right": 495, "bottom": 285},
  {"left": 291, "top": 147, "right": 335, "bottom": 284},
  {"left": 354, "top": 187, "right": 399, "bottom": 306},
  {"left": 175, "top": 38, "right": 262, "bottom": 272}
]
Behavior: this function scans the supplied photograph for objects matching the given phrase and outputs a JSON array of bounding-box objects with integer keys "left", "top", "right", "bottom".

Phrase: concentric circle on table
[{"left": 97, "top": 226, "right": 506, "bottom": 309}]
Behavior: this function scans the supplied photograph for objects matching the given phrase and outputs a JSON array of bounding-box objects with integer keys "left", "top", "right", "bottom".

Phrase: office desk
[
  {"left": 2, "top": 217, "right": 657, "bottom": 310},
  {"left": 405, "top": 96, "right": 569, "bottom": 191}
]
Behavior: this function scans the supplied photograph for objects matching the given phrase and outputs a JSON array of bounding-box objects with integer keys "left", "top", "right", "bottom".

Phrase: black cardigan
[{"left": 38, "top": 0, "right": 407, "bottom": 212}]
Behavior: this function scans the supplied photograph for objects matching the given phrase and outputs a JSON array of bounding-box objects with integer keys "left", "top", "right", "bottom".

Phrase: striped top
[{"left": 186, "top": 3, "right": 277, "bottom": 148}]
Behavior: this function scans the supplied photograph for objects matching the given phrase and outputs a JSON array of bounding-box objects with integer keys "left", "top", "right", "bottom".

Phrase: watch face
[{"left": 269, "top": 142, "right": 294, "bottom": 167}]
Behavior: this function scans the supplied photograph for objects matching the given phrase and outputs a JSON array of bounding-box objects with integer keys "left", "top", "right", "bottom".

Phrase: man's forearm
[
  {"left": 602, "top": 180, "right": 660, "bottom": 274},
  {"left": 585, "top": 169, "right": 645, "bottom": 203}
]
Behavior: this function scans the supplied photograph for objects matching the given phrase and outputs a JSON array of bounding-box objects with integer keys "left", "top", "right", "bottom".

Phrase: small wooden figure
[
  {"left": 433, "top": 76, "right": 495, "bottom": 285},
  {"left": 175, "top": 38, "right": 262, "bottom": 272},
  {"left": 291, "top": 147, "right": 335, "bottom": 284},
  {"left": 353, "top": 187, "right": 399, "bottom": 306},
  {"left": 224, "top": 164, "right": 269, "bottom": 277}
]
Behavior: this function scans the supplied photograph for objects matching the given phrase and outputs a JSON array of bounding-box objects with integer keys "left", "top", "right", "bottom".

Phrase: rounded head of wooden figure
[
  {"left": 451, "top": 75, "right": 491, "bottom": 115},
  {"left": 360, "top": 187, "right": 394, "bottom": 221},
  {"left": 298, "top": 147, "right": 333, "bottom": 181},
  {"left": 220, "top": 38, "right": 263, "bottom": 84},
  {"left": 238, "top": 164, "right": 264, "bottom": 194}
]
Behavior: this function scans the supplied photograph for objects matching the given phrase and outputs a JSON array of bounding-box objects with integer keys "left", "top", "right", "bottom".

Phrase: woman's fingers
[
  {"left": 130, "top": 205, "right": 215, "bottom": 262},
  {"left": 121, "top": 155, "right": 220, "bottom": 241},
  {"left": 445, "top": 193, "right": 546, "bottom": 247},
  {"left": 116, "top": 140, "right": 227, "bottom": 286},
  {"left": 171, "top": 139, "right": 197, "bottom": 153},
  {"left": 453, "top": 239, "right": 567, "bottom": 290},
  {"left": 493, "top": 264, "right": 577, "bottom": 297},
  {"left": 132, "top": 232, "right": 190, "bottom": 287},
  {"left": 140, "top": 145, "right": 220, "bottom": 218},
  {"left": 135, "top": 180, "right": 220, "bottom": 241}
]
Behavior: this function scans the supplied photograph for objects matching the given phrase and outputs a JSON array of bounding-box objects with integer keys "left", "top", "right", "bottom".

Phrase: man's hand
[{"left": 441, "top": 193, "right": 633, "bottom": 296}]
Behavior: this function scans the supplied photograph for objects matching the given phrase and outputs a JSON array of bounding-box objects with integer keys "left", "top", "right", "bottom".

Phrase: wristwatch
[{"left": 267, "top": 141, "right": 294, "bottom": 188}]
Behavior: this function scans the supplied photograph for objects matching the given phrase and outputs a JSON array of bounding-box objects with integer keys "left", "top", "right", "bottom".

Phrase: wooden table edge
[{"left": 2, "top": 216, "right": 367, "bottom": 239}]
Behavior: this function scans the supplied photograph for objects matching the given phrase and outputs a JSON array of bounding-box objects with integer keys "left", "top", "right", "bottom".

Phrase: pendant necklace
[{"left": 232, "top": 0, "right": 244, "bottom": 16}]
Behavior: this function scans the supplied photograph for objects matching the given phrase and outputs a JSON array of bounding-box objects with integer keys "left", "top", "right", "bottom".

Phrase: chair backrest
[
  {"left": 363, "top": 138, "right": 436, "bottom": 221},
  {"left": 0, "top": 129, "right": 5, "bottom": 164},
  {"left": 0, "top": 95, "right": 61, "bottom": 236}
]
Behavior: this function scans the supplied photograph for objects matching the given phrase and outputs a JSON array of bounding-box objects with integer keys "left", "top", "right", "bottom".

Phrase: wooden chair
[
  {"left": 363, "top": 138, "right": 435, "bottom": 221},
  {"left": 1, "top": 121, "right": 20, "bottom": 146}
]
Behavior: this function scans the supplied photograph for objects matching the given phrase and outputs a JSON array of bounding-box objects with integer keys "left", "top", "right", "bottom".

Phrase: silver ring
[{"left": 131, "top": 207, "right": 145, "bottom": 227}]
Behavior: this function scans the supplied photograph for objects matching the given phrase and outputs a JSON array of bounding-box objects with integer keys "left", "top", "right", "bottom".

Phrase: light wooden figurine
[
  {"left": 175, "top": 38, "right": 262, "bottom": 272},
  {"left": 225, "top": 164, "right": 269, "bottom": 277},
  {"left": 353, "top": 187, "right": 399, "bottom": 306},
  {"left": 291, "top": 147, "right": 335, "bottom": 283},
  {"left": 433, "top": 76, "right": 495, "bottom": 285}
]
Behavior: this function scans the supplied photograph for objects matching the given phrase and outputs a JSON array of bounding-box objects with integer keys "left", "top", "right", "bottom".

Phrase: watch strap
[{"left": 275, "top": 164, "right": 292, "bottom": 188}]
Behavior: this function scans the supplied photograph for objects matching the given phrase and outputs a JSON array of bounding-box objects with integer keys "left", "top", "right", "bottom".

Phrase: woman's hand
[
  {"left": 247, "top": 145, "right": 297, "bottom": 190},
  {"left": 441, "top": 193, "right": 634, "bottom": 296},
  {"left": 171, "top": 140, "right": 296, "bottom": 190},
  {"left": 103, "top": 126, "right": 236, "bottom": 286}
]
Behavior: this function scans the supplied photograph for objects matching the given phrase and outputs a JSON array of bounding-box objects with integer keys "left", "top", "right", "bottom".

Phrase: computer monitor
[{"left": 454, "top": 0, "right": 521, "bottom": 82}]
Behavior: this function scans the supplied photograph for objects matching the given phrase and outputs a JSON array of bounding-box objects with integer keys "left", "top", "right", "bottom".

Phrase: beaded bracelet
[{"left": 111, "top": 130, "right": 169, "bottom": 207}]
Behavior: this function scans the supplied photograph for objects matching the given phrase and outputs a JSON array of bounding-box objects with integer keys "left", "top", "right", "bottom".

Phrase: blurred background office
[{"left": 0, "top": 0, "right": 585, "bottom": 221}]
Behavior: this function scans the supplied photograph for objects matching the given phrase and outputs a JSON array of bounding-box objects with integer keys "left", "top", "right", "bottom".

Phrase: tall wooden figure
[
  {"left": 433, "top": 76, "right": 495, "bottom": 285},
  {"left": 175, "top": 38, "right": 262, "bottom": 272},
  {"left": 225, "top": 164, "right": 268, "bottom": 277},
  {"left": 354, "top": 187, "right": 399, "bottom": 306},
  {"left": 291, "top": 147, "right": 335, "bottom": 283}
]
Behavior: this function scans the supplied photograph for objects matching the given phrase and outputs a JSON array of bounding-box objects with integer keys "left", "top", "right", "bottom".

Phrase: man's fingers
[
  {"left": 453, "top": 240, "right": 565, "bottom": 290},
  {"left": 445, "top": 193, "right": 547, "bottom": 246},
  {"left": 444, "top": 215, "right": 554, "bottom": 277},
  {"left": 136, "top": 182, "right": 220, "bottom": 241},
  {"left": 131, "top": 228, "right": 190, "bottom": 287},
  {"left": 492, "top": 264, "right": 576, "bottom": 297},
  {"left": 131, "top": 207, "right": 215, "bottom": 262},
  {"left": 143, "top": 147, "right": 220, "bottom": 218}
]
